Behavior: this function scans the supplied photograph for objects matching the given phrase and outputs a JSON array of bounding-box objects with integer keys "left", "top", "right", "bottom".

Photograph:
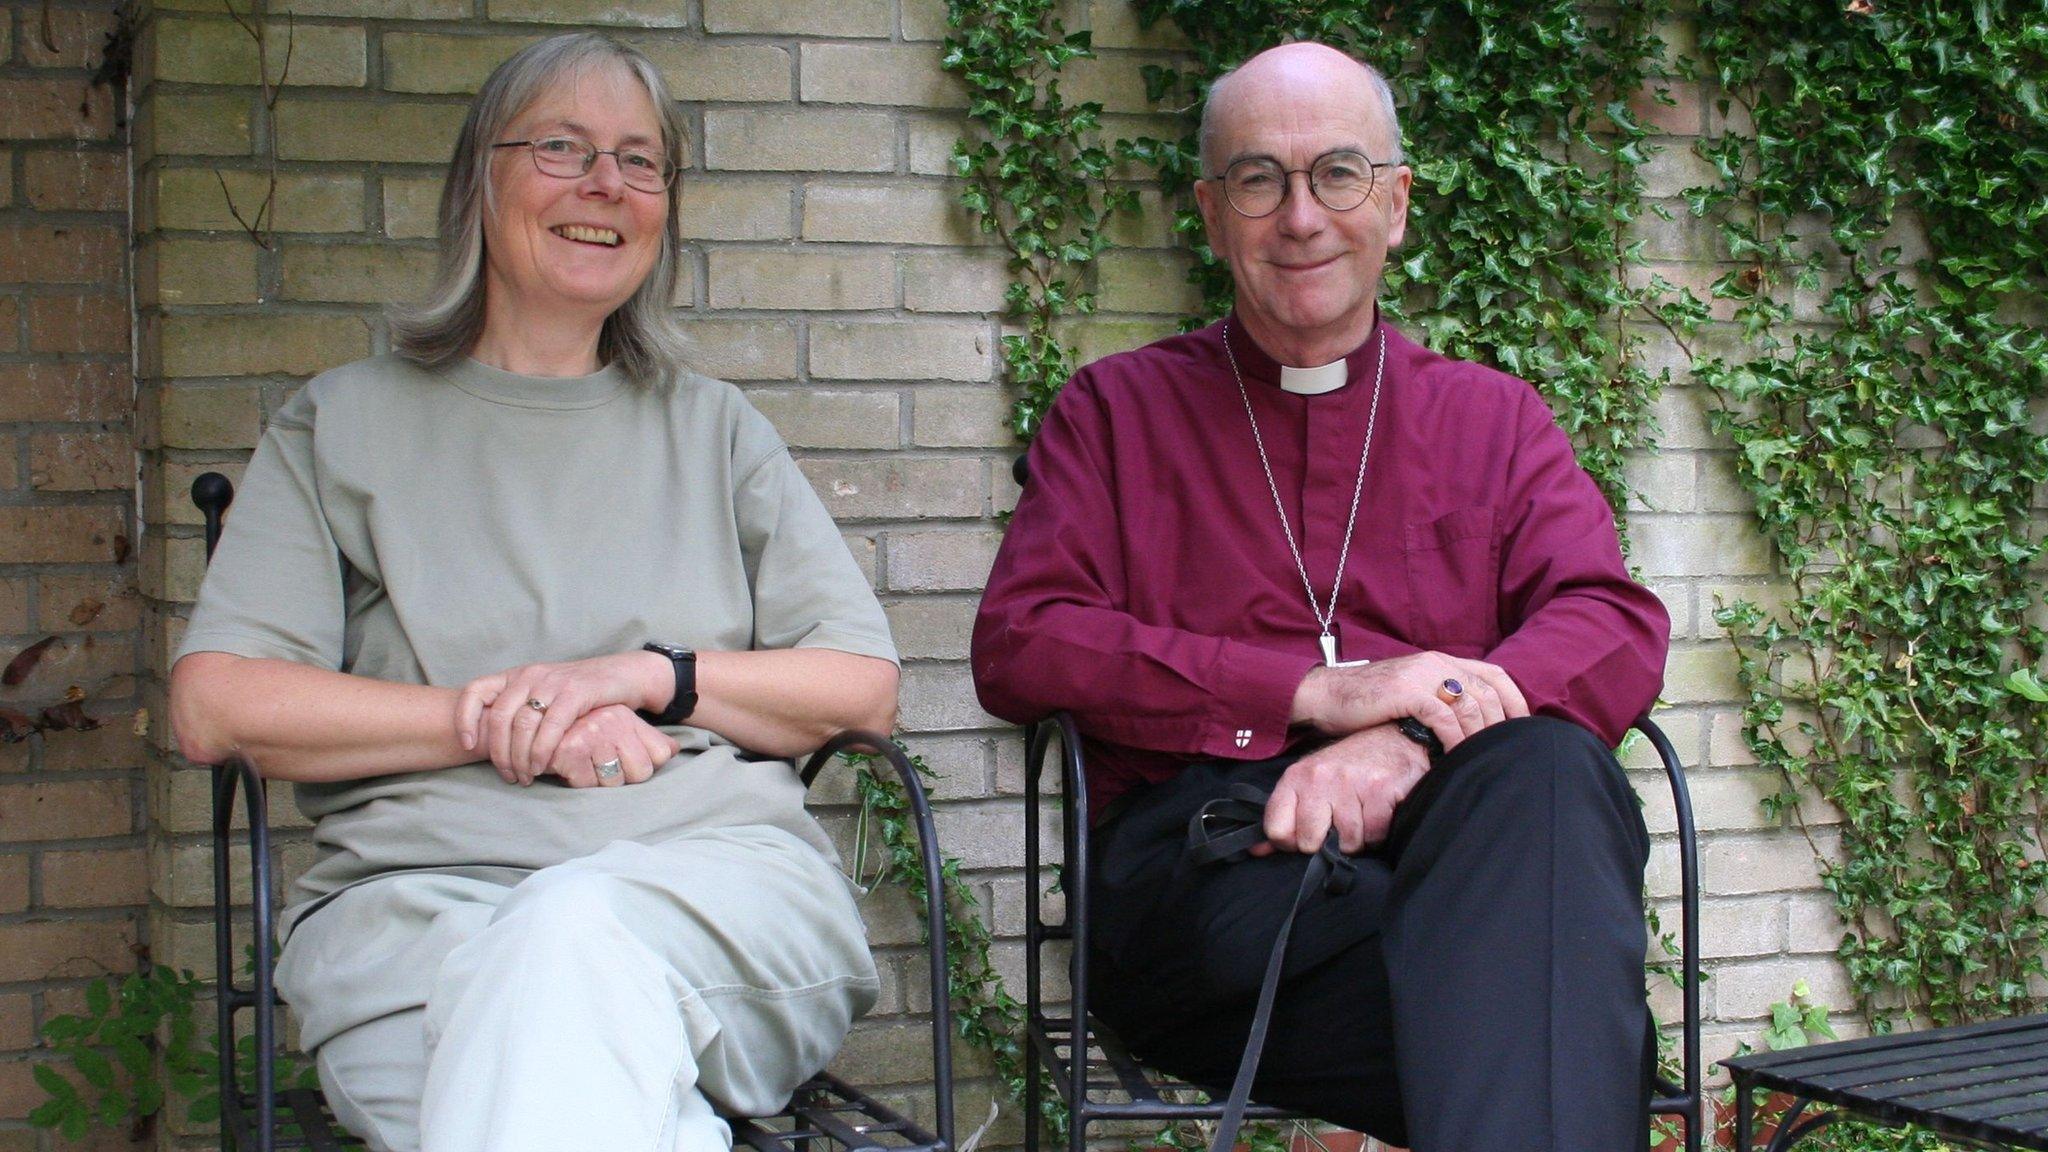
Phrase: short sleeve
[
  {"left": 176, "top": 387, "right": 348, "bottom": 669},
  {"left": 730, "top": 405, "right": 898, "bottom": 665}
]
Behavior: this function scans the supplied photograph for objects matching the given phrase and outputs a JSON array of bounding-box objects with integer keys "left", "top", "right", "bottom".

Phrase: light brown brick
[
  {"left": 0, "top": 857, "right": 26, "bottom": 914},
  {"left": 0, "top": 224, "right": 124, "bottom": 284},
  {"left": 383, "top": 176, "right": 444, "bottom": 239},
  {"left": 281, "top": 243, "right": 437, "bottom": 303},
  {"left": 677, "top": 179, "right": 793, "bottom": 242},
  {"left": 29, "top": 294, "right": 127, "bottom": 354},
  {"left": 19, "top": 9, "right": 118, "bottom": 69},
  {"left": 0, "top": 299, "right": 15, "bottom": 351},
  {"left": 157, "top": 383, "right": 260, "bottom": 448},
  {"left": 28, "top": 431, "right": 132, "bottom": 492},
  {"left": 1712, "top": 957, "right": 1854, "bottom": 1021},
  {"left": 1662, "top": 644, "right": 1742, "bottom": 705},
  {"left": 0, "top": 580, "right": 29, "bottom": 635},
  {"left": 883, "top": 597, "right": 975, "bottom": 660},
  {"left": 0, "top": 363, "right": 128, "bottom": 422},
  {"left": 151, "top": 535, "right": 209, "bottom": 603},
  {"left": 275, "top": 101, "right": 469, "bottom": 163},
  {"left": 896, "top": 0, "right": 947, "bottom": 39},
  {"left": 703, "top": 110, "right": 895, "bottom": 174},
  {"left": 487, "top": 0, "right": 688, "bottom": 26},
  {"left": 810, "top": 320, "right": 991, "bottom": 381},
  {"left": 0, "top": 632, "right": 133, "bottom": 702},
  {"left": 0, "top": 994, "right": 32, "bottom": 1049},
  {"left": 153, "top": 17, "right": 367, "bottom": 87},
  {"left": 273, "top": 0, "right": 464, "bottom": 17},
  {"left": 0, "top": 919, "right": 137, "bottom": 983},
  {"left": 1067, "top": 315, "right": 1178, "bottom": 367},
  {"left": 160, "top": 315, "right": 369, "bottom": 379},
  {"left": 24, "top": 150, "right": 126, "bottom": 212},
  {"left": 634, "top": 40, "right": 792, "bottom": 103},
  {"left": 703, "top": 0, "right": 890, "bottom": 36},
  {"left": 42, "top": 849, "right": 147, "bottom": 910},
  {"left": 748, "top": 389, "right": 899, "bottom": 449},
  {"left": 901, "top": 251, "right": 1007, "bottom": 314},
  {"left": 0, "top": 508, "right": 124, "bottom": 565},
  {"left": 0, "top": 150, "right": 11, "bottom": 209},
  {"left": 799, "top": 44, "right": 964, "bottom": 108},
  {"left": 39, "top": 717, "right": 144, "bottom": 773},
  {"left": 707, "top": 249, "right": 893, "bottom": 311},
  {"left": 1096, "top": 249, "right": 1199, "bottom": 314},
  {"left": 35, "top": 574, "right": 141, "bottom": 635},
  {"left": 1631, "top": 79, "right": 1706, "bottom": 137},
  {"left": 799, "top": 459, "right": 982, "bottom": 520},
  {"left": 380, "top": 32, "right": 548, "bottom": 94},
  {"left": 0, "top": 434, "right": 15, "bottom": 489},
  {"left": 0, "top": 79, "right": 115, "bottom": 141},
  {"left": 904, "top": 113, "right": 964, "bottom": 177},
  {"left": 138, "top": 236, "right": 261, "bottom": 306},
  {"left": 883, "top": 529, "right": 1002, "bottom": 591},
  {"left": 143, "top": 90, "right": 254, "bottom": 157},
  {"left": 154, "top": 168, "right": 364, "bottom": 233},
  {"left": 0, "top": 780, "right": 133, "bottom": 842},
  {"left": 1633, "top": 513, "right": 1773, "bottom": 577},
  {"left": 913, "top": 386, "right": 1015, "bottom": 447},
  {"left": 899, "top": 664, "right": 1001, "bottom": 734},
  {"left": 677, "top": 319, "right": 799, "bottom": 381},
  {"left": 802, "top": 183, "right": 973, "bottom": 246}
]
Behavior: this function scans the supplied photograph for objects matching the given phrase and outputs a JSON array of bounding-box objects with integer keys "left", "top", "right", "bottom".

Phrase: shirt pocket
[{"left": 1402, "top": 506, "right": 1501, "bottom": 654}]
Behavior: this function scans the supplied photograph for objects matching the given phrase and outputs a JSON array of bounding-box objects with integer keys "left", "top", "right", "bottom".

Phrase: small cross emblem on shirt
[{"left": 1234, "top": 729, "right": 1252, "bottom": 749}]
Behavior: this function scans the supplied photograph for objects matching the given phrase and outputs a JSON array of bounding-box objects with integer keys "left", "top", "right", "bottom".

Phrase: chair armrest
[
  {"left": 800, "top": 731, "right": 955, "bottom": 1152},
  {"left": 210, "top": 753, "right": 281, "bottom": 1152}
]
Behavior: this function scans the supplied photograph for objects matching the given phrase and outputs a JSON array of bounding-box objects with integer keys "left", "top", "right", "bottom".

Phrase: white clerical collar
[{"left": 1278, "top": 358, "right": 1348, "bottom": 395}]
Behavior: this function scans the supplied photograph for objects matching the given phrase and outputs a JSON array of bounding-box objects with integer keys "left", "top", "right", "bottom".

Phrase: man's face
[{"left": 1195, "top": 63, "right": 1411, "bottom": 361}]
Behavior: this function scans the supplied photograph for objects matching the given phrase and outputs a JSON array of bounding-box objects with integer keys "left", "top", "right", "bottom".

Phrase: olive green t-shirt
[{"left": 176, "top": 354, "right": 898, "bottom": 925}]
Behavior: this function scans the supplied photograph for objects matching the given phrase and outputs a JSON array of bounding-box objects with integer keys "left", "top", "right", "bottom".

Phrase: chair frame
[
  {"left": 194, "top": 471, "right": 956, "bottom": 1152},
  {"left": 1020, "top": 710, "right": 1704, "bottom": 1152}
]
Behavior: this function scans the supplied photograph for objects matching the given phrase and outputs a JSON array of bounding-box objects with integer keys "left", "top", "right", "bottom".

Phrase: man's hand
[
  {"left": 1254, "top": 724, "right": 1432, "bottom": 856},
  {"left": 1289, "top": 650, "right": 1528, "bottom": 748},
  {"left": 456, "top": 651, "right": 672, "bottom": 784}
]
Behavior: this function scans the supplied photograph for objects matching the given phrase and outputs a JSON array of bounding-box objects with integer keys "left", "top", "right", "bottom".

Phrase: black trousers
[{"left": 1085, "top": 716, "right": 1653, "bottom": 1152}]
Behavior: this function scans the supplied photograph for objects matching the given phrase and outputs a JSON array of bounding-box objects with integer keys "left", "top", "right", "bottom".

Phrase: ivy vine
[
  {"left": 1692, "top": 0, "right": 2048, "bottom": 1027},
  {"left": 942, "top": 0, "right": 1135, "bottom": 441}
]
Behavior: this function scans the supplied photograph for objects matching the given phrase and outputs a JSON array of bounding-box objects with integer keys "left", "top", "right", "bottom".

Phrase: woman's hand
[
  {"left": 457, "top": 651, "right": 669, "bottom": 784},
  {"left": 539, "top": 704, "right": 679, "bottom": 788}
]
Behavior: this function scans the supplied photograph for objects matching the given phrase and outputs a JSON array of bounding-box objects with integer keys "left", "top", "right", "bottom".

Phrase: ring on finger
[
  {"left": 1436, "top": 678, "right": 1464, "bottom": 706},
  {"left": 595, "top": 758, "right": 623, "bottom": 780},
  {"left": 527, "top": 698, "right": 548, "bottom": 713}
]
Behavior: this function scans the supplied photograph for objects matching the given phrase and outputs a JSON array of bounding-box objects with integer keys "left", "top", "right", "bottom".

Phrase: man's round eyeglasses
[
  {"left": 493, "top": 135, "right": 677, "bottom": 193},
  {"left": 1207, "top": 150, "right": 1397, "bottom": 218}
]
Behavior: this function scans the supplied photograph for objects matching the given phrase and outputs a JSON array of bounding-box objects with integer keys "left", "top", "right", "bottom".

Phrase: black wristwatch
[
  {"left": 1394, "top": 717, "right": 1444, "bottom": 757},
  {"left": 640, "top": 642, "right": 698, "bottom": 726}
]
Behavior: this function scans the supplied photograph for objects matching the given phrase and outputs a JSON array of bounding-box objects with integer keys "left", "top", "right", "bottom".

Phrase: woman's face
[{"left": 482, "top": 61, "right": 670, "bottom": 325}]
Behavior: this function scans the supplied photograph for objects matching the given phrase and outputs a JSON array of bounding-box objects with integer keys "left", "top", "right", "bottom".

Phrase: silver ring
[
  {"left": 595, "top": 758, "right": 623, "bottom": 780},
  {"left": 527, "top": 698, "right": 548, "bottom": 713}
]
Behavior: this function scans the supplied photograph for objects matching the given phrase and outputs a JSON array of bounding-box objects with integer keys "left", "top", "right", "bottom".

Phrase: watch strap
[{"left": 640, "top": 643, "right": 697, "bottom": 726}]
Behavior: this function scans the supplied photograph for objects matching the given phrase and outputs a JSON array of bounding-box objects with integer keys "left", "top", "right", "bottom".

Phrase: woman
[{"left": 168, "top": 33, "right": 899, "bottom": 1152}]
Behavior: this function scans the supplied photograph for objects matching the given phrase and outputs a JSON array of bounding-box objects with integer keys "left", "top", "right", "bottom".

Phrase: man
[{"left": 970, "top": 41, "right": 1670, "bottom": 1152}]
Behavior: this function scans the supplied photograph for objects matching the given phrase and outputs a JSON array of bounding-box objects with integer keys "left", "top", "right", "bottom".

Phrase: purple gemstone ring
[{"left": 1436, "top": 678, "right": 1465, "bottom": 705}]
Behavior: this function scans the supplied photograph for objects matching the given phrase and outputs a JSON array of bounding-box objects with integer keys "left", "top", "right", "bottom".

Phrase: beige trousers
[{"left": 274, "top": 826, "right": 880, "bottom": 1152}]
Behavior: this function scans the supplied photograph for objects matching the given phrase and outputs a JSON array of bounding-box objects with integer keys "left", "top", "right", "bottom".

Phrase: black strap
[{"left": 1184, "top": 785, "right": 1356, "bottom": 1152}]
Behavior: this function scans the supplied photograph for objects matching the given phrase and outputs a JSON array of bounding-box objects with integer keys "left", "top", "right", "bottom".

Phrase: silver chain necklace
[{"left": 1221, "top": 320, "right": 1386, "bottom": 667}]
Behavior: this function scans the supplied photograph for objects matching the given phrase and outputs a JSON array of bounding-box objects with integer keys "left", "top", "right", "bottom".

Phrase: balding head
[{"left": 1199, "top": 42, "right": 1402, "bottom": 178}]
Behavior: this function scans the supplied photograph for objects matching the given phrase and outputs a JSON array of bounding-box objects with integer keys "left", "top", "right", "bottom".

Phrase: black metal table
[{"left": 1723, "top": 1013, "right": 2048, "bottom": 1151}]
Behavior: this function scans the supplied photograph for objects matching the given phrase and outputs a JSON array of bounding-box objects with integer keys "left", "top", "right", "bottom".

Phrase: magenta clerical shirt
[{"left": 971, "top": 317, "right": 1670, "bottom": 813}]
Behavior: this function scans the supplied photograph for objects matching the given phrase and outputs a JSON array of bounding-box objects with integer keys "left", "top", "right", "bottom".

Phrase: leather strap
[{"left": 1184, "top": 786, "right": 1357, "bottom": 1152}]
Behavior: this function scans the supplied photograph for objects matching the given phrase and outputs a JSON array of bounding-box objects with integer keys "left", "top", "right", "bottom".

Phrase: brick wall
[
  {"left": 0, "top": 0, "right": 1880, "bottom": 1146},
  {"left": 0, "top": 0, "right": 151, "bottom": 1144}
]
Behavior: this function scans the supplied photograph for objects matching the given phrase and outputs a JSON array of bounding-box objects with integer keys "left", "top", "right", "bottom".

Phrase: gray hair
[
  {"left": 390, "top": 33, "right": 690, "bottom": 387},
  {"left": 1198, "top": 48, "right": 1404, "bottom": 176}
]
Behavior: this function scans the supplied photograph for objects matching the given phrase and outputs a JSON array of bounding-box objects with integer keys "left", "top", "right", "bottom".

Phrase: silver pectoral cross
[{"left": 1319, "top": 632, "right": 1372, "bottom": 669}]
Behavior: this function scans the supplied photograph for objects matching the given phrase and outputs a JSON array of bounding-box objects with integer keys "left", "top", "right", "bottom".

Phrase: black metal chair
[
  {"left": 1018, "top": 710, "right": 1704, "bottom": 1152},
  {"left": 192, "top": 471, "right": 956, "bottom": 1152}
]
